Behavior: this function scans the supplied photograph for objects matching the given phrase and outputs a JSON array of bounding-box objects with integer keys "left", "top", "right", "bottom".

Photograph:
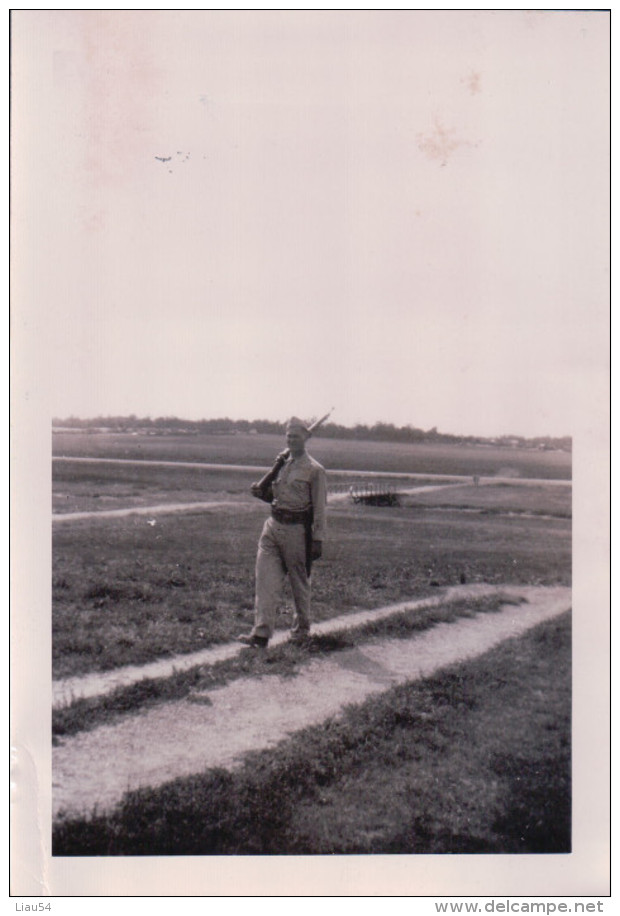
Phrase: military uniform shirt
[{"left": 272, "top": 452, "right": 327, "bottom": 541}]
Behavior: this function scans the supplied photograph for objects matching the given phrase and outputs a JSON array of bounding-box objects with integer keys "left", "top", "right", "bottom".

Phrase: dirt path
[
  {"left": 51, "top": 488, "right": 436, "bottom": 523},
  {"left": 52, "top": 584, "right": 570, "bottom": 818},
  {"left": 52, "top": 476, "right": 569, "bottom": 524},
  {"left": 53, "top": 583, "right": 501, "bottom": 707},
  {"left": 51, "top": 499, "right": 248, "bottom": 523},
  {"left": 51, "top": 485, "right": 458, "bottom": 523},
  {"left": 53, "top": 455, "right": 571, "bottom": 486}
]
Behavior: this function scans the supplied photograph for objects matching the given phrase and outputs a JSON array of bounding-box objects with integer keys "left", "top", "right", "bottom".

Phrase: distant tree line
[{"left": 52, "top": 415, "right": 572, "bottom": 451}]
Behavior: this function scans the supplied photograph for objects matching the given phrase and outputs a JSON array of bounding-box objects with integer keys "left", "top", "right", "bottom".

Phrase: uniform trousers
[{"left": 252, "top": 516, "right": 311, "bottom": 640}]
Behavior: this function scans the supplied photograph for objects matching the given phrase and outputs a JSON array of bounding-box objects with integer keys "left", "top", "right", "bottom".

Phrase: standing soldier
[{"left": 238, "top": 416, "right": 327, "bottom": 648}]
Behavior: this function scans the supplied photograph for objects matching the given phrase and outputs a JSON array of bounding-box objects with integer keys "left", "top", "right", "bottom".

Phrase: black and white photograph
[{"left": 10, "top": 9, "right": 610, "bottom": 899}]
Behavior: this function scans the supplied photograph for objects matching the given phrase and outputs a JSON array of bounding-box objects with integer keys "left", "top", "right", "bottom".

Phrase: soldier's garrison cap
[{"left": 286, "top": 416, "right": 310, "bottom": 435}]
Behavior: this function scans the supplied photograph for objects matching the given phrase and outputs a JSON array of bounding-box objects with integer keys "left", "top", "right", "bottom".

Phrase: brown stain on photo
[
  {"left": 73, "top": 13, "right": 164, "bottom": 193},
  {"left": 465, "top": 71, "right": 482, "bottom": 95},
  {"left": 417, "top": 119, "right": 470, "bottom": 168}
]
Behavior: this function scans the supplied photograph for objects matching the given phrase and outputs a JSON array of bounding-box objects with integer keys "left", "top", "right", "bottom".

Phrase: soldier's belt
[{"left": 271, "top": 507, "right": 310, "bottom": 525}]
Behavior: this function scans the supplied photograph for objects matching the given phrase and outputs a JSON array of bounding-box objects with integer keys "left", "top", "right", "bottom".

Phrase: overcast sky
[{"left": 13, "top": 10, "right": 609, "bottom": 437}]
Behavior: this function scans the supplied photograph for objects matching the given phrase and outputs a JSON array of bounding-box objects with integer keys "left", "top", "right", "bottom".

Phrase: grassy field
[
  {"left": 52, "top": 460, "right": 257, "bottom": 514},
  {"left": 52, "top": 610, "right": 571, "bottom": 855},
  {"left": 402, "top": 482, "right": 572, "bottom": 517},
  {"left": 52, "top": 430, "right": 572, "bottom": 479},
  {"left": 51, "top": 432, "right": 572, "bottom": 857},
  {"left": 52, "top": 481, "right": 571, "bottom": 679}
]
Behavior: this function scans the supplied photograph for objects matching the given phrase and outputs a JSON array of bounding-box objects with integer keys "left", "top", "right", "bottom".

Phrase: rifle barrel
[{"left": 308, "top": 407, "right": 334, "bottom": 436}]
